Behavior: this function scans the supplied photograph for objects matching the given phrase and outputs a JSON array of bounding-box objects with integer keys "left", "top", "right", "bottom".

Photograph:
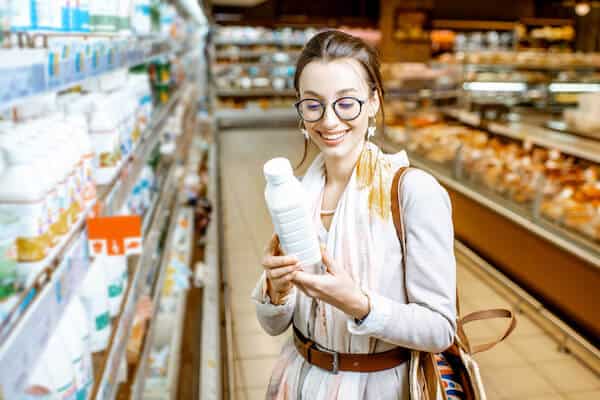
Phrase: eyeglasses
[{"left": 294, "top": 97, "right": 366, "bottom": 122}]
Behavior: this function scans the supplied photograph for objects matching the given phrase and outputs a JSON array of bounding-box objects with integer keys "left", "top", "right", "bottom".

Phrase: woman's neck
[{"left": 323, "top": 141, "right": 366, "bottom": 186}]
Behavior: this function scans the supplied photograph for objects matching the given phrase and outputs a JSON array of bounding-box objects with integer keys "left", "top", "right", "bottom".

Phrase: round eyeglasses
[{"left": 294, "top": 97, "right": 366, "bottom": 122}]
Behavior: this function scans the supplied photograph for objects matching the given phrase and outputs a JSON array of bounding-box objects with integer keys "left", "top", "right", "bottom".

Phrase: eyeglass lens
[{"left": 297, "top": 98, "right": 362, "bottom": 122}]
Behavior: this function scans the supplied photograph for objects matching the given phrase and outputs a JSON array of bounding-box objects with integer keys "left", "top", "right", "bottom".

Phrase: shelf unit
[
  {"left": 0, "top": 35, "right": 181, "bottom": 112},
  {"left": 136, "top": 205, "right": 193, "bottom": 400},
  {"left": 215, "top": 49, "right": 301, "bottom": 60},
  {"left": 200, "top": 129, "right": 222, "bottom": 400},
  {"left": 0, "top": 84, "right": 186, "bottom": 399}
]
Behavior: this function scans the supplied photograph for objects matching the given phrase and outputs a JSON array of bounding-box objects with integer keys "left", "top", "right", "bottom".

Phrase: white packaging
[
  {"left": 67, "top": 296, "right": 95, "bottom": 396},
  {"left": 78, "top": 256, "right": 111, "bottom": 352},
  {"left": 64, "top": 113, "right": 97, "bottom": 207},
  {"left": 89, "top": 95, "right": 122, "bottom": 184},
  {"left": 117, "top": 0, "right": 132, "bottom": 32},
  {"left": 36, "top": 0, "right": 64, "bottom": 31},
  {"left": 44, "top": 328, "right": 78, "bottom": 399},
  {"left": 9, "top": 0, "right": 34, "bottom": 30},
  {"left": 24, "top": 355, "right": 53, "bottom": 399},
  {"left": 89, "top": 0, "right": 118, "bottom": 32},
  {"left": 56, "top": 299, "right": 93, "bottom": 400},
  {"left": 102, "top": 255, "right": 128, "bottom": 317},
  {"left": 132, "top": 0, "right": 151, "bottom": 35},
  {"left": 263, "top": 158, "right": 322, "bottom": 271},
  {"left": 0, "top": 143, "right": 52, "bottom": 264}
]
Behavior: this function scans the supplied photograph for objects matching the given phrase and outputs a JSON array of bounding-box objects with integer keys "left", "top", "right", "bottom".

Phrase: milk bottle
[{"left": 263, "top": 158, "right": 321, "bottom": 272}]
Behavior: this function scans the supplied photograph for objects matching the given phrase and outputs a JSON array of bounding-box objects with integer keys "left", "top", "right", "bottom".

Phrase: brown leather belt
[{"left": 293, "top": 325, "right": 410, "bottom": 374}]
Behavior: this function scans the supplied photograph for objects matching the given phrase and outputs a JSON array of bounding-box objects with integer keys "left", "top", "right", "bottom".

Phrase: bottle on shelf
[{"left": 78, "top": 255, "right": 112, "bottom": 352}]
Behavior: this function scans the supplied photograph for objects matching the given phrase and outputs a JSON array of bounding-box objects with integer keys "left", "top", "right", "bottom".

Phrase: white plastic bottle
[
  {"left": 68, "top": 296, "right": 95, "bottom": 396},
  {"left": 263, "top": 158, "right": 321, "bottom": 272},
  {"left": 43, "top": 327, "right": 78, "bottom": 400},
  {"left": 0, "top": 143, "right": 52, "bottom": 264},
  {"left": 102, "top": 255, "right": 128, "bottom": 317},
  {"left": 78, "top": 256, "right": 111, "bottom": 352},
  {"left": 56, "top": 300, "right": 92, "bottom": 400}
]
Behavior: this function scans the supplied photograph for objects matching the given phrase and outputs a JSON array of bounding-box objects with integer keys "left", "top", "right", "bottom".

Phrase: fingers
[
  {"left": 267, "top": 264, "right": 299, "bottom": 280},
  {"left": 263, "top": 254, "right": 298, "bottom": 269}
]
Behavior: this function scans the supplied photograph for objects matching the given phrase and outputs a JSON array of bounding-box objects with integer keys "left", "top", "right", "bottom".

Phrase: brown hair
[{"left": 294, "top": 30, "right": 386, "bottom": 168}]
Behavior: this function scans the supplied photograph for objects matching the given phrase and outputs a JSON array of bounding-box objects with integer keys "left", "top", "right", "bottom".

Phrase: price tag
[{"left": 87, "top": 215, "right": 142, "bottom": 257}]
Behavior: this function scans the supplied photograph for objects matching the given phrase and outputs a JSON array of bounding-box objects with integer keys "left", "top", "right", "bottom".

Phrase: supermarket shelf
[
  {"left": 215, "top": 49, "right": 301, "bottom": 59},
  {"left": 216, "top": 107, "right": 297, "bottom": 128},
  {"left": 132, "top": 207, "right": 194, "bottom": 400},
  {"left": 213, "top": 61, "right": 295, "bottom": 69},
  {"left": 99, "top": 86, "right": 184, "bottom": 214},
  {"left": 215, "top": 38, "right": 306, "bottom": 47},
  {"left": 129, "top": 206, "right": 188, "bottom": 399},
  {"left": 0, "top": 37, "right": 179, "bottom": 112},
  {"left": 216, "top": 88, "right": 296, "bottom": 97},
  {"left": 200, "top": 136, "right": 222, "bottom": 400},
  {"left": 374, "top": 134, "right": 600, "bottom": 268},
  {"left": 441, "top": 107, "right": 600, "bottom": 164},
  {"left": 0, "top": 86, "right": 184, "bottom": 399},
  {"left": 92, "top": 161, "right": 179, "bottom": 400}
]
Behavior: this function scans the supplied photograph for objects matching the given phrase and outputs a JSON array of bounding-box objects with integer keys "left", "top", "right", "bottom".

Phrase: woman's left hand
[{"left": 293, "top": 247, "right": 370, "bottom": 320}]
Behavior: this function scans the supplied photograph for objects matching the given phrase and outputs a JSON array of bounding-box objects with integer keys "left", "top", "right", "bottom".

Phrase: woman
[{"left": 252, "top": 30, "right": 456, "bottom": 400}]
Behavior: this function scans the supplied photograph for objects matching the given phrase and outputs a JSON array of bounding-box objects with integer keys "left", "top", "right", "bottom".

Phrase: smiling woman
[{"left": 251, "top": 30, "right": 458, "bottom": 400}]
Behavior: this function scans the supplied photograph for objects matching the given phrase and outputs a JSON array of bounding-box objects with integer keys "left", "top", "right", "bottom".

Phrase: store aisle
[{"left": 220, "top": 128, "right": 600, "bottom": 400}]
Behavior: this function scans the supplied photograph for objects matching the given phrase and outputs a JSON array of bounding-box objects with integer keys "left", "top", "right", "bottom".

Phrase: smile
[{"left": 318, "top": 129, "right": 350, "bottom": 145}]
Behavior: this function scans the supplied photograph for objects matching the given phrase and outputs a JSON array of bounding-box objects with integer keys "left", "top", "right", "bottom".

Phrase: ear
[{"left": 368, "top": 88, "right": 380, "bottom": 118}]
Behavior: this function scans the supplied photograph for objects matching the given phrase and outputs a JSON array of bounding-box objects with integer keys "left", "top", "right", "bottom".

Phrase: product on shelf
[
  {"left": 439, "top": 51, "right": 600, "bottom": 69},
  {"left": 79, "top": 255, "right": 112, "bottom": 352},
  {"left": 102, "top": 255, "right": 128, "bottom": 317},
  {"left": 564, "top": 92, "right": 600, "bottom": 138},
  {"left": 0, "top": 139, "right": 53, "bottom": 263},
  {"left": 0, "top": 209, "right": 18, "bottom": 300}
]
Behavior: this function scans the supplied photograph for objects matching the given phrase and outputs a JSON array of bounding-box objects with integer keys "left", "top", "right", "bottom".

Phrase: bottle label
[{"left": 95, "top": 311, "right": 110, "bottom": 331}]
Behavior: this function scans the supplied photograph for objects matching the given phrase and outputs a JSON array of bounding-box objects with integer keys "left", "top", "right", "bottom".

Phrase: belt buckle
[{"left": 314, "top": 342, "right": 339, "bottom": 374}]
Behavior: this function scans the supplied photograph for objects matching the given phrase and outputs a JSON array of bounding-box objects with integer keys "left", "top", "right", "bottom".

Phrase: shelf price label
[{"left": 87, "top": 215, "right": 143, "bottom": 257}]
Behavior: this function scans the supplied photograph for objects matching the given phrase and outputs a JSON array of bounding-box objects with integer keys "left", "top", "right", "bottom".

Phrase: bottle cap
[{"left": 263, "top": 157, "right": 294, "bottom": 185}]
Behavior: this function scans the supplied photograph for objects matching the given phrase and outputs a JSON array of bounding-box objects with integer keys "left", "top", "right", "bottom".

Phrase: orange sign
[{"left": 87, "top": 215, "right": 142, "bottom": 256}]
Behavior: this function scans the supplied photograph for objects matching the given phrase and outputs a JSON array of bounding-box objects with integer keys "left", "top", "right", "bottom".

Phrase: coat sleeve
[
  {"left": 347, "top": 169, "right": 457, "bottom": 352},
  {"left": 251, "top": 272, "right": 297, "bottom": 336}
]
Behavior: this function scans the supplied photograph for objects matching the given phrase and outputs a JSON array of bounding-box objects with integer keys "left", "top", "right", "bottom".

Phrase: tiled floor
[{"left": 220, "top": 128, "right": 600, "bottom": 400}]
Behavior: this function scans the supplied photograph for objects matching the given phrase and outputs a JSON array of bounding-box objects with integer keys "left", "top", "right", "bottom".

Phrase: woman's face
[{"left": 297, "top": 58, "right": 379, "bottom": 161}]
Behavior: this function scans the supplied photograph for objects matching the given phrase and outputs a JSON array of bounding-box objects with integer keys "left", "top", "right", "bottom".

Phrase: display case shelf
[{"left": 441, "top": 107, "right": 600, "bottom": 164}]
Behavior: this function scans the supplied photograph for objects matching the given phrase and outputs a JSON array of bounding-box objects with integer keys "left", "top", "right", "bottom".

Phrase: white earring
[
  {"left": 367, "top": 117, "right": 376, "bottom": 138},
  {"left": 301, "top": 128, "right": 309, "bottom": 140}
]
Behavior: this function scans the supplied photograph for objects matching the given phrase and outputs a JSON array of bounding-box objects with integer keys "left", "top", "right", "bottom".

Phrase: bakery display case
[
  {"left": 436, "top": 51, "right": 600, "bottom": 111},
  {"left": 380, "top": 105, "right": 600, "bottom": 340}
]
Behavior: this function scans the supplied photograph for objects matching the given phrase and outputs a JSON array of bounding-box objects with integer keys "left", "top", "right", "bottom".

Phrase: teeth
[{"left": 321, "top": 131, "right": 346, "bottom": 140}]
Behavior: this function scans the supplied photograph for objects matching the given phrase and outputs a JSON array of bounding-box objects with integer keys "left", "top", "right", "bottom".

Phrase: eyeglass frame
[{"left": 294, "top": 96, "right": 367, "bottom": 122}]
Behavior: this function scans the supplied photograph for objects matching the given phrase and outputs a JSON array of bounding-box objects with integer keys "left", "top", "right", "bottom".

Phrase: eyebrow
[{"left": 302, "top": 88, "right": 359, "bottom": 98}]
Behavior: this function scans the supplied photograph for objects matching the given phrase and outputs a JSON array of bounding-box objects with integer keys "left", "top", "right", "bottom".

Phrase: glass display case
[{"left": 381, "top": 106, "right": 600, "bottom": 267}]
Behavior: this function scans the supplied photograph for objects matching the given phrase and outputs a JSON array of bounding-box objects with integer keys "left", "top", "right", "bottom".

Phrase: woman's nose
[{"left": 321, "top": 104, "right": 341, "bottom": 129}]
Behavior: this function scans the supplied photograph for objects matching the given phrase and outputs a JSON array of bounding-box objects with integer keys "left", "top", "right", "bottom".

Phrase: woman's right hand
[{"left": 262, "top": 234, "right": 300, "bottom": 305}]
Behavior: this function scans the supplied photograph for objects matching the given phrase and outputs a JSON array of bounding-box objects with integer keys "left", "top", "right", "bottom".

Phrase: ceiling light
[{"left": 575, "top": 2, "right": 591, "bottom": 16}]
